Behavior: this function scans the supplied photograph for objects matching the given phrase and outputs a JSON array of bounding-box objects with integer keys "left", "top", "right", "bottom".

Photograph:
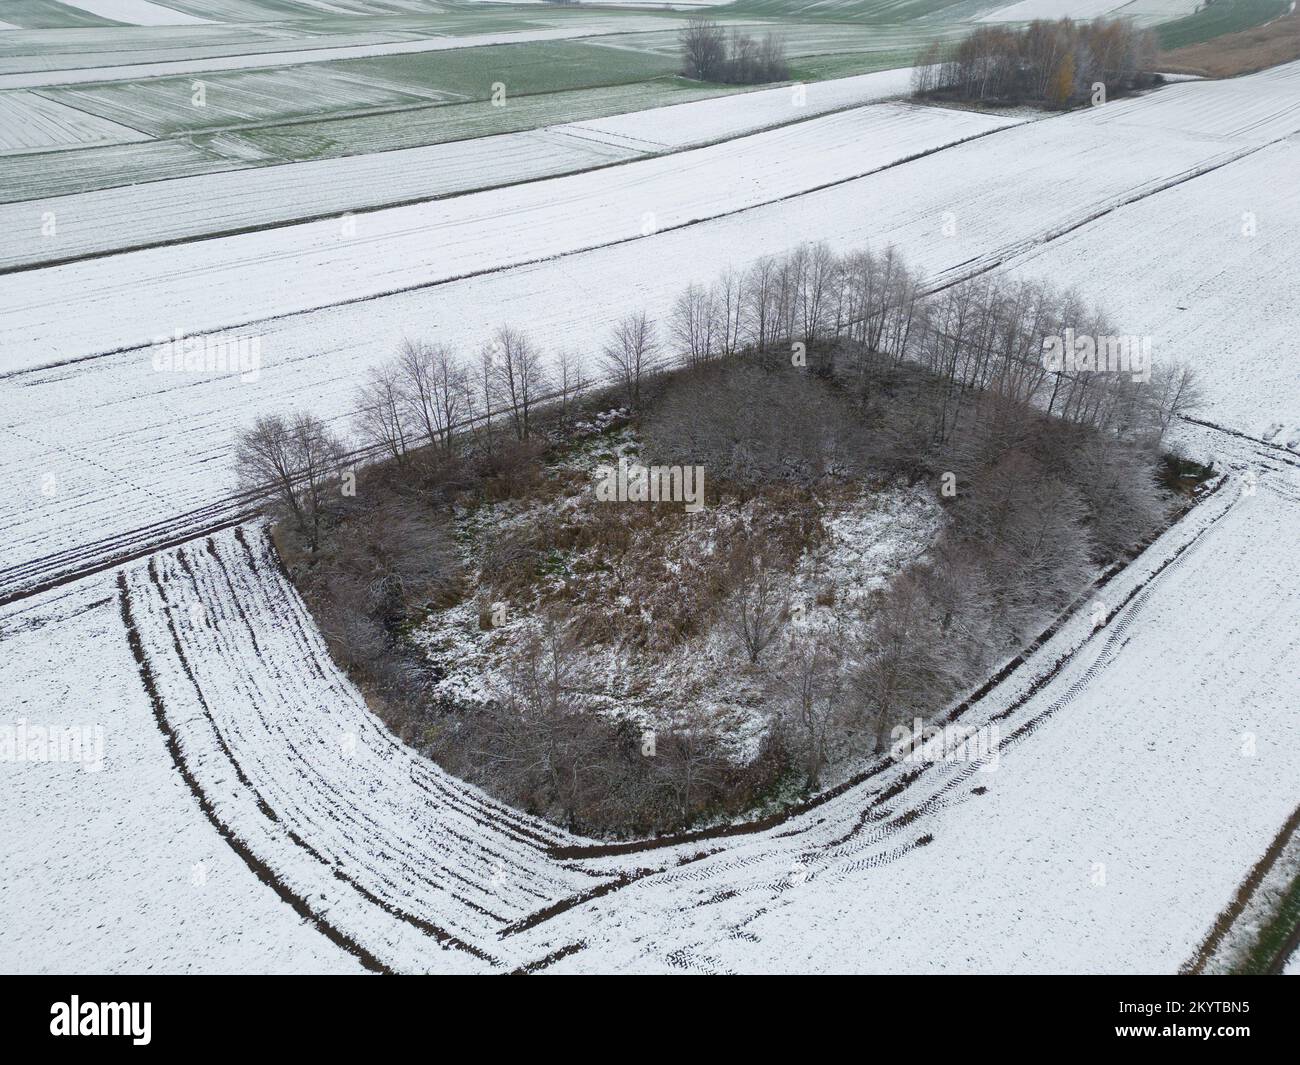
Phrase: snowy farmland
[
  {"left": 0, "top": 67, "right": 918, "bottom": 267},
  {"left": 5, "top": 65, "right": 1300, "bottom": 607},
  {"left": 0, "top": 88, "right": 149, "bottom": 151},
  {"left": 4, "top": 438, "right": 1298, "bottom": 973},
  {"left": 0, "top": 101, "right": 1026, "bottom": 367},
  {"left": 4, "top": 2, "right": 1300, "bottom": 979},
  {"left": 55, "top": 1, "right": 215, "bottom": 26}
]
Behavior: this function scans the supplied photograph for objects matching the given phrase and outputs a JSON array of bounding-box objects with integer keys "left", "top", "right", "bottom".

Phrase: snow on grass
[
  {"left": 0, "top": 18, "right": 692, "bottom": 89},
  {"left": 0, "top": 88, "right": 149, "bottom": 151},
  {"left": 0, "top": 68, "right": 931, "bottom": 264},
  {"left": 0, "top": 81, "right": 720, "bottom": 204},
  {"left": 567, "top": 66, "right": 917, "bottom": 150},
  {"left": 411, "top": 428, "right": 942, "bottom": 760},
  {"left": 979, "top": 0, "right": 1199, "bottom": 20},
  {"left": 41, "top": 65, "right": 460, "bottom": 137}
]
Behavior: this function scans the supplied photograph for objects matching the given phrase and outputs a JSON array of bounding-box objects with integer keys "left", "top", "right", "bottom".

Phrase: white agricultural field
[
  {"left": 0, "top": 87, "right": 148, "bottom": 151},
  {"left": 7, "top": 446, "right": 1296, "bottom": 972},
  {"left": 114, "top": 529, "right": 602, "bottom": 972},
  {"left": 979, "top": 0, "right": 1199, "bottom": 20},
  {"left": 997, "top": 138, "right": 1300, "bottom": 448},
  {"left": 0, "top": 81, "right": 727, "bottom": 203},
  {"left": 0, "top": 136, "right": 221, "bottom": 200},
  {"left": 0, "top": 26, "right": 418, "bottom": 78},
  {"left": 6, "top": 69, "right": 1300, "bottom": 599},
  {"left": 55, "top": 0, "right": 215, "bottom": 25},
  {"left": 0, "top": 101, "right": 1026, "bottom": 368},
  {"left": 0, "top": 68, "right": 924, "bottom": 268},
  {"left": 0, "top": 574, "right": 362, "bottom": 973},
  {"left": 1087, "top": 60, "right": 1300, "bottom": 139},
  {"left": 42, "top": 63, "right": 462, "bottom": 136},
  {"left": 566, "top": 66, "right": 916, "bottom": 149},
  {"left": 156, "top": 0, "right": 450, "bottom": 15}
]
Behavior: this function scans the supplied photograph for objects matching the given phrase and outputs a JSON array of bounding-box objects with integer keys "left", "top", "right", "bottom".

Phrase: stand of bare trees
[
  {"left": 351, "top": 326, "right": 591, "bottom": 468},
  {"left": 235, "top": 412, "right": 344, "bottom": 552},
  {"left": 680, "top": 16, "right": 790, "bottom": 85},
  {"left": 238, "top": 234, "right": 1204, "bottom": 837},
  {"left": 913, "top": 17, "right": 1159, "bottom": 108}
]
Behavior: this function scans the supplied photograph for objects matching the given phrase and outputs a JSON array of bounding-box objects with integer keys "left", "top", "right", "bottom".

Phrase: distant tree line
[
  {"left": 680, "top": 16, "right": 790, "bottom": 85},
  {"left": 913, "top": 17, "right": 1160, "bottom": 108}
]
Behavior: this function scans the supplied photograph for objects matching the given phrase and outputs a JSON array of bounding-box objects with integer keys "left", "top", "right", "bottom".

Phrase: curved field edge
[{"left": 17, "top": 424, "right": 1286, "bottom": 971}]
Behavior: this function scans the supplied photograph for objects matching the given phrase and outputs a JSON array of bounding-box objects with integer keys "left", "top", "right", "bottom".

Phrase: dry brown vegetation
[
  {"left": 1161, "top": 11, "right": 1300, "bottom": 77},
  {"left": 240, "top": 241, "right": 1206, "bottom": 838}
]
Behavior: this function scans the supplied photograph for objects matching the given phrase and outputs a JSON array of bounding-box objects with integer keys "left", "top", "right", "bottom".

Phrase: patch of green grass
[
  {"left": 1158, "top": 0, "right": 1288, "bottom": 50},
  {"left": 1232, "top": 865, "right": 1300, "bottom": 973},
  {"left": 789, "top": 48, "right": 920, "bottom": 80},
  {"left": 339, "top": 38, "right": 683, "bottom": 100}
]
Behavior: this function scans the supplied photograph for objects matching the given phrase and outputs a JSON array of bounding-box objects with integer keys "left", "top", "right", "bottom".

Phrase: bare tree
[
  {"left": 554, "top": 348, "right": 589, "bottom": 422},
  {"left": 853, "top": 574, "right": 955, "bottom": 750},
  {"left": 471, "top": 345, "right": 497, "bottom": 456},
  {"left": 679, "top": 16, "right": 726, "bottom": 81},
  {"left": 397, "top": 339, "right": 465, "bottom": 454},
  {"left": 1146, "top": 361, "right": 1203, "bottom": 440},
  {"left": 354, "top": 361, "right": 409, "bottom": 466},
  {"left": 488, "top": 326, "right": 547, "bottom": 441},
  {"left": 777, "top": 635, "right": 845, "bottom": 788},
  {"left": 726, "top": 546, "right": 789, "bottom": 665},
  {"left": 669, "top": 283, "right": 716, "bottom": 368},
  {"left": 601, "top": 311, "right": 658, "bottom": 410},
  {"left": 235, "top": 412, "right": 342, "bottom": 551}
]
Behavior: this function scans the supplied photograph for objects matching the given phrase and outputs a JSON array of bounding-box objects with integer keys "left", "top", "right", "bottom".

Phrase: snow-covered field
[
  {"left": 0, "top": 18, "right": 690, "bottom": 89},
  {"left": 4, "top": 16, "right": 1300, "bottom": 971},
  {"left": 566, "top": 66, "right": 915, "bottom": 149},
  {"left": 979, "top": 0, "right": 1199, "bottom": 21},
  {"left": 0, "top": 88, "right": 149, "bottom": 152},
  {"left": 6, "top": 440, "right": 1296, "bottom": 972},
  {"left": 5, "top": 66, "right": 1300, "bottom": 604},
  {"left": 0, "top": 68, "right": 920, "bottom": 268},
  {"left": 0, "top": 574, "right": 361, "bottom": 973},
  {"left": 999, "top": 138, "right": 1300, "bottom": 446},
  {"left": 0, "top": 102, "right": 1023, "bottom": 367},
  {"left": 57, "top": 0, "right": 215, "bottom": 25}
]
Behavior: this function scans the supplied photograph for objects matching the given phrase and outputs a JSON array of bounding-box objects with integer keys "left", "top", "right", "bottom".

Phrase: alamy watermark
[
  {"left": 889, "top": 717, "right": 1000, "bottom": 772},
  {"left": 594, "top": 456, "right": 705, "bottom": 513},
  {"left": 151, "top": 329, "right": 261, "bottom": 383},
  {"left": 1042, "top": 328, "right": 1151, "bottom": 383},
  {"left": 1, "top": 720, "right": 103, "bottom": 772}
]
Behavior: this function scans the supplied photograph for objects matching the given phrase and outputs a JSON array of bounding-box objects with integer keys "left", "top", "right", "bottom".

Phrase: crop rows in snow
[
  {"left": 119, "top": 527, "right": 603, "bottom": 973},
  {"left": 0, "top": 68, "right": 918, "bottom": 266},
  {"left": 4, "top": 65, "right": 1300, "bottom": 603},
  {"left": 0, "top": 102, "right": 1028, "bottom": 368},
  {"left": 9, "top": 435, "right": 1297, "bottom": 972},
  {"left": 0, "top": 88, "right": 148, "bottom": 152}
]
